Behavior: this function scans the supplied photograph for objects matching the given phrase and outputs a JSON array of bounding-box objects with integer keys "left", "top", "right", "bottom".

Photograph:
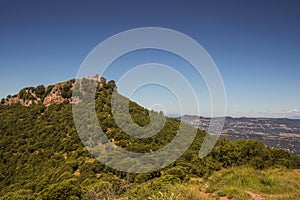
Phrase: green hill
[{"left": 0, "top": 77, "right": 299, "bottom": 199}]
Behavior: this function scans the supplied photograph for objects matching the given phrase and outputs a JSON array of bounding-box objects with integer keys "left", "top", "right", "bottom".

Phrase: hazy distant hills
[
  {"left": 180, "top": 115, "right": 300, "bottom": 155},
  {"left": 290, "top": 115, "right": 300, "bottom": 119}
]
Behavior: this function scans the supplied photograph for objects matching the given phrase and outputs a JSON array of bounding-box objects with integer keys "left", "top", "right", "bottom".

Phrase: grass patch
[{"left": 204, "top": 166, "right": 300, "bottom": 199}]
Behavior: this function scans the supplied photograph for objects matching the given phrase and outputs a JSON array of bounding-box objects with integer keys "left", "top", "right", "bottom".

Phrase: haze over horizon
[{"left": 1, "top": 0, "right": 299, "bottom": 118}]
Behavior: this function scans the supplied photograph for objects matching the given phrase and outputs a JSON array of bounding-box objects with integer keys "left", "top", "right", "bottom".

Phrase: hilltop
[
  {"left": 1, "top": 74, "right": 107, "bottom": 107},
  {"left": 0, "top": 77, "right": 300, "bottom": 199}
]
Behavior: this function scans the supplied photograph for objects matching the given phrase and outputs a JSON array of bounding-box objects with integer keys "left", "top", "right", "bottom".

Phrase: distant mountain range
[
  {"left": 180, "top": 115, "right": 300, "bottom": 155},
  {"left": 289, "top": 115, "right": 300, "bottom": 119}
]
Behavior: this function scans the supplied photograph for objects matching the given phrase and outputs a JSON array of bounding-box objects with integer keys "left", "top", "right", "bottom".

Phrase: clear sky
[{"left": 0, "top": 0, "right": 299, "bottom": 118}]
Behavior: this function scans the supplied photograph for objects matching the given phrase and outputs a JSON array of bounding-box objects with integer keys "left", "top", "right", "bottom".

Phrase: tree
[
  {"left": 41, "top": 181, "right": 83, "bottom": 200},
  {"left": 35, "top": 85, "right": 46, "bottom": 99}
]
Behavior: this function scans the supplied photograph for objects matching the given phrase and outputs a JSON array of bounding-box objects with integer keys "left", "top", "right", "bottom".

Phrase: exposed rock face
[
  {"left": 91, "top": 74, "right": 106, "bottom": 83},
  {"left": 4, "top": 90, "right": 40, "bottom": 106},
  {"left": 5, "top": 97, "right": 21, "bottom": 105},
  {"left": 42, "top": 84, "right": 67, "bottom": 106},
  {"left": 1, "top": 74, "right": 106, "bottom": 107}
]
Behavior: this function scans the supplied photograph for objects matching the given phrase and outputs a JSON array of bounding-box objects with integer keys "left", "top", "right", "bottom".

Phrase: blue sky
[{"left": 0, "top": 0, "right": 299, "bottom": 118}]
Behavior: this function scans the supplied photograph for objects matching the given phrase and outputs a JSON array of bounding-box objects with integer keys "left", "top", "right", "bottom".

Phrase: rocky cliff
[{"left": 1, "top": 75, "right": 107, "bottom": 107}]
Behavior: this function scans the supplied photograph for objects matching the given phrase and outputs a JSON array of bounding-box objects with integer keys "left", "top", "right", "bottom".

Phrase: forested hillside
[{"left": 0, "top": 78, "right": 299, "bottom": 199}]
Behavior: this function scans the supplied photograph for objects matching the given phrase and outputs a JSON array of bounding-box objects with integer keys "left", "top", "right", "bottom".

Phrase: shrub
[{"left": 40, "top": 181, "right": 83, "bottom": 200}]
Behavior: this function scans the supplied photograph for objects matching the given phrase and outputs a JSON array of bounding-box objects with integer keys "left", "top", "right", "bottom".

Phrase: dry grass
[{"left": 203, "top": 167, "right": 300, "bottom": 200}]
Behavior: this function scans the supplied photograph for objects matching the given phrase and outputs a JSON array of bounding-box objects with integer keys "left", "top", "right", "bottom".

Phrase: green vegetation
[
  {"left": 60, "top": 79, "right": 74, "bottom": 99},
  {"left": 0, "top": 79, "right": 299, "bottom": 199},
  {"left": 204, "top": 167, "right": 300, "bottom": 199}
]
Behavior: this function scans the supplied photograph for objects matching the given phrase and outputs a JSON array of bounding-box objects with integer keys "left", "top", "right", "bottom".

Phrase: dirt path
[
  {"left": 199, "top": 188, "right": 229, "bottom": 199},
  {"left": 245, "top": 191, "right": 264, "bottom": 200},
  {"left": 199, "top": 188, "right": 264, "bottom": 200},
  {"left": 199, "top": 188, "right": 211, "bottom": 198}
]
